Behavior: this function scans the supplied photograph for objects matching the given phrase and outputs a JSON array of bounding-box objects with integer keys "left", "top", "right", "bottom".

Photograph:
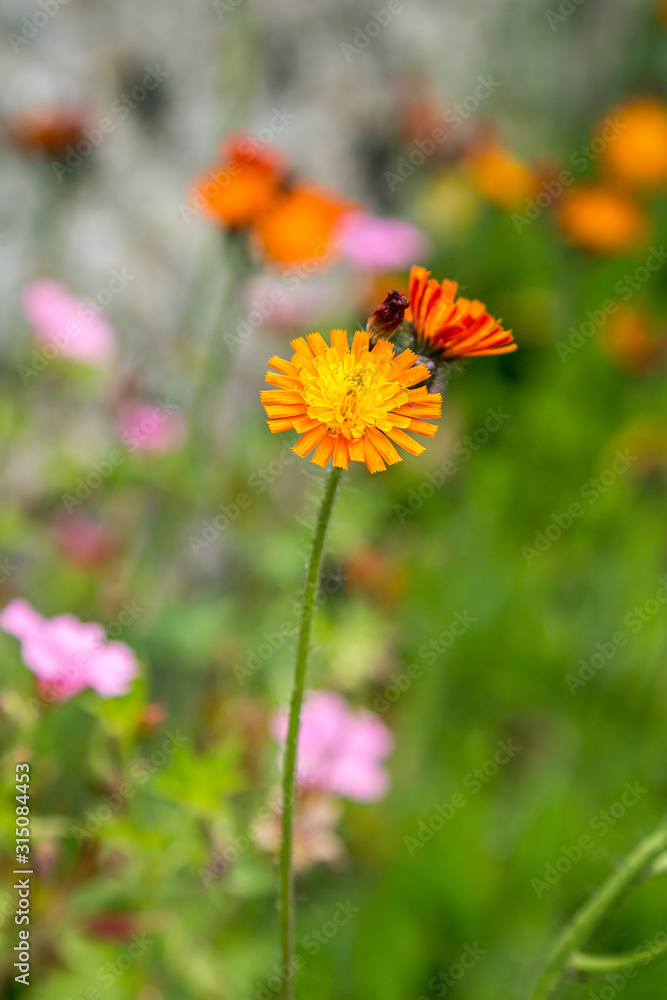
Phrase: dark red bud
[{"left": 366, "top": 290, "right": 408, "bottom": 345}]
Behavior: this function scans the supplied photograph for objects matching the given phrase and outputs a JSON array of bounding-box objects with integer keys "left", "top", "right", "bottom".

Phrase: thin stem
[
  {"left": 569, "top": 941, "right": 667, "bottom": 977},
  {"left": 529, "top": 814, "right": 667, "bottom": 1000},
  {"left": 640, "top": 849, "right": 667, "bottom": 882},
  {"left": 279, "top": 466, "right": 342, "bottom": 1000}
]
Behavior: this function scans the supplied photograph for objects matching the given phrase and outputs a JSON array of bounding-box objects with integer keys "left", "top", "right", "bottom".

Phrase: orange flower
[
  {"left": 556, "top": 185, "right": 648, "bottom": 253},
  {"left": 467, "top": 141, "right": 539, "bottom": 210},
  {"left": 6, "top": 107, "right": 88, "bottom": 157},
  {"left": 600, "top": 97, "right": 667, "bottom": 189},
  {"left": 405, "top": 266, "right": 516, "bottom": 360},
  {"left": 599, "top": 307, "right": 667, "bottom": 374},
  {"left": 261, "top": 329, "right": 441, "bottom": 473},
  {"left": 192, "top": 133, "right": 285, "bottom": 229},
  {"left": 255, "top": 184, "right": 349, "bottom": 265}
]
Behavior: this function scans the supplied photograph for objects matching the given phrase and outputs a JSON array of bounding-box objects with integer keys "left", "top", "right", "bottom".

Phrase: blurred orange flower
[
  {"left": 611, "top": 418, "right": 667, "bottom": 479},
  {"left": 600, "top": 97, "right": 667, "bottom": 189},
  {"left": 192, "top": 133, "right": 285, "bottom": 229},
  {"left": 466, "top": 141, "right": 539, "bottom": 210},
  {"left": 406, "top": 265, "right": 516, "bottom": 359},
  {"left": 255, "top": 184, "right": 350, "bottom": 265},
  {"left": 556, "top": 185, "right": 648, "bottom": 253},
  {"left": 6, "top": 107, "right": 88, "bottom": 157},
  {"left": 345, "top": 545, "right": 408, "bottom": 609},
  {"left": 599, "top": 307, "right": 667, "bottom": 374}
]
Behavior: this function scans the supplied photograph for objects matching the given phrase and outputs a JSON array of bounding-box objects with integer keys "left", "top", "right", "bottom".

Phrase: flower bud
[{"left": 366, "top": 290, "right": 408, "bottom": 345}]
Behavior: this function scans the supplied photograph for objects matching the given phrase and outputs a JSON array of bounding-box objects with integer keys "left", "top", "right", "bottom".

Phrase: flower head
[
  {"left": 261, "top": 328, "right": 441, "bottom": 473},
  {"left": 272, "top": 690, "right": 394, "bottom": 802},
  {"left": 405, "top": 265, "right": 516, "bottom": 361},
  {"left": 600, "top": 97, "right": 667, "bottom": 189},
  {"left": 22, "top": 279, "right": 115, "bottom": 364},
  {"left": 0, "top": 598, "right": 137, "bottom": 701},
  {"left": 193, "top": 133, "right": 285, "bottom": 230},
  {"left": 467, "top": 141, "right": 539, "bottom": 210},
  {"left": 598, "top": 306, "right": 667, "bottom": 374},
  {"left": 6, "top": 107, "right": 89, "bottom": 157},
  {"left": 556, "top": 185, "right": 648, "bottom": 253},
  {"left": 255, "top": 184, "right": 349, "bottom": 265}
]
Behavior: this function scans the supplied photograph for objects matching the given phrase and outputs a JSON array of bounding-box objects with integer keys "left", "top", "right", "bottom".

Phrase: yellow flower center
[{"left": 298, "top": 347, "right": 408, "bottom": 440}]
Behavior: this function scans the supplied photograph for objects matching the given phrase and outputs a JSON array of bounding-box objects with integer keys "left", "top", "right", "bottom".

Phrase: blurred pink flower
[
  {"left": 272, "top": 690, "right": 393, "bottom": 802},
  {"left": 116, "top": 400, "right": 186, "bottom": 454},
  {"left": 334, "top": 211, "right": 430, "bottom": 272},
  {"left": 52, "top": 510, "right": 119, "bottom": 568},
  {"left": 22, "top": 279, "right": 115, "bottom": 364},
  {"left": 0, "top": 598, "right": 137, "bottom": 701}
]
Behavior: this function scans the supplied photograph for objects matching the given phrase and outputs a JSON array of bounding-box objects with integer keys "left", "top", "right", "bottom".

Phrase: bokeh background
[{"left": 2, "top": 0, "right": 667, "bottom": 998}]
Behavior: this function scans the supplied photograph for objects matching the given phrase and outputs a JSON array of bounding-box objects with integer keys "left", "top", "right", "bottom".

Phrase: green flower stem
[
  {"left": 569, "top": 941, "right": 667, "bottom": 978},
  {"left": 279, "top": 465, "right": 343, "bottom": 1000},
  {"left": 641, "top": 849, "right": 667, "bottom": 881},
  {"left": 529, "top": 814, "right": 667, "bottom": 1000}
]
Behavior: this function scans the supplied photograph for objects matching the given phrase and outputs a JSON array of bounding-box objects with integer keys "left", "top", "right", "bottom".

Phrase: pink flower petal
[
  {"left": 22, "top": 279, "right": 115, "bottom": 365},
  {"left": 116, "top": 400, "right": 186, "bottom": 454},
  {"left": 273, "top": 690, "right": 393, "bottom": 802},
  {"left": 334, "top": 211, "right": 430, "bottom": 273},
  {"left": 0, "top": 598, "right": 138, "bottom": 701}
]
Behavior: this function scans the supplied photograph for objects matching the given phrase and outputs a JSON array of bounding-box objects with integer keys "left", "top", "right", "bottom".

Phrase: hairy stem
[{"left": 279, "top": 466, "right": 342, "bottom": 999}]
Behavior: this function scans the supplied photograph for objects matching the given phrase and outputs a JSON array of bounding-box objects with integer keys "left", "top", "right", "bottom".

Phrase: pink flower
[
  {"left": 272, "top": 690, "right": 393, "bottom": 802},
  {"left": 52, "top": 510, "right": 119, "bottom": 568},
  {"left": 116, "top": 400, "right": 186, "bottom": 454},
  {"left": 0, "top": 598, "right": 137, "bottom": 701},
  {"left": 22, "top": 279, "right": 115, "bottom": 364},
  {"left": 334, "top": 211, "right": 430, "bottom": 273}
]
